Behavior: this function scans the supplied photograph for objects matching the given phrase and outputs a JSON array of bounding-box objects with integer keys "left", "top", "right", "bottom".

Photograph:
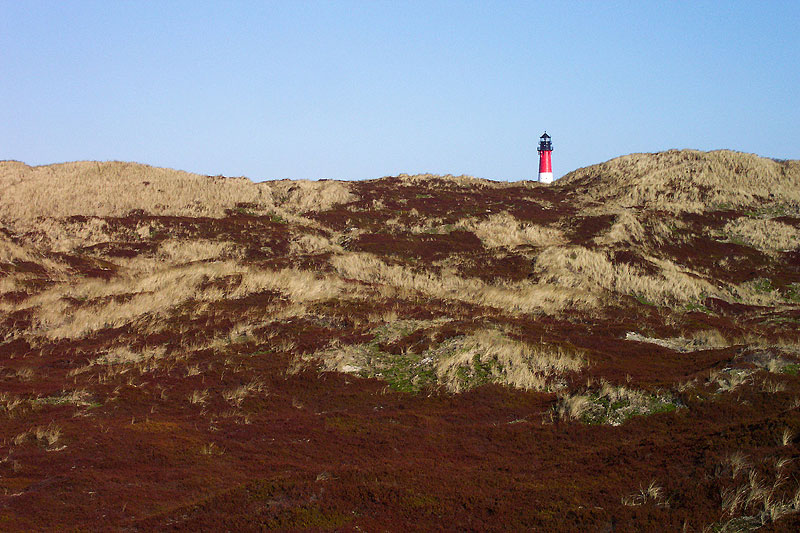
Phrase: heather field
[{"left": 2, "top": 150, "right": 800, "bottom": 531}]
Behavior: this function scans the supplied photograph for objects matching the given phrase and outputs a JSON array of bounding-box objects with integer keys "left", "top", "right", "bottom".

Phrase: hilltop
[
  {"left": 560, "top": 149, "right": 800, "bottom": 212},
  {"left": 1, "top": 150, "right": 800, "bottom": 531}
]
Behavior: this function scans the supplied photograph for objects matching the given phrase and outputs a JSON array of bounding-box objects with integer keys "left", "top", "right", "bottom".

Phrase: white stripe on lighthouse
[{"left": 538, "top": 171, "right": 553, "bottom": 184}]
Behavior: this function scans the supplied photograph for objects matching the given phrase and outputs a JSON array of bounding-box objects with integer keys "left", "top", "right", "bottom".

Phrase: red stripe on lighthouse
[{"left": 539, "top": 150, "right": 552, "bottom": 173}]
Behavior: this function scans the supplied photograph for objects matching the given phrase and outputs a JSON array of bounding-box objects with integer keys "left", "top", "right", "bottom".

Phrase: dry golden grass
[
  {"left": 199, "top": 442, "right": 224, "bottom": 455},
  {"left": 332, "top": 252, "right": 596, "bottom": 314},
  {"left": 309, "top": 320, "right": 433, "bottom": 376},
  {"left": 730, "top": 279, "right": 786, "bottom": 307},
  {"left": 461, "top": 212, "right": 566, "bottom": 249},
  {"left": 718, "top": 453, "right": 800, "bottom": 528},
  {"left": 93, "top": 346, "right": 167, "bottom": 367},
  {"left": 762, "top": 378, "right": 788, "bottom": 393},
  {"left": 0, "top": 275, "right": 28, "bottom": 308},
  {"left": 690, "top": 329, "right": 729, "bottom": 349},
  {"left": 394, "top": 173, "right": 507, "bottom": 189},
  {"left": 621, "top": 480, "right": 667, "bottom": 507},
  {"left": 26, "top": 217, "right": 113, "bottom": 252},
  {"left": 189, "top": 389, "right": 209, "bottom": 405},
  {"left": 222, "top": 379, "right": 265, "bottom": 407},
  {"left": 289, "top": 232, "right": 344, "bottom": 255},
  {"left": 14, "top": 367, "right": 34, "bottom": 381},
  {"left": 707, "top": 368, "right": 753, "bottom": 393},
  {"left": 316, "top": 351, "right": 359, "bottom": 375},
  {"left": 593, "top": 211, "right": 647, "bottom": 246},
  {"left": 0, "top": 392, "right": 24, "bottom": 416},
  {"left": 556, "top": 393, "right": 592, "bottom": 422},
  {"left": 41, "top": 389, "right": 95, "bottom": 407},
  {"left": 157, "top": 239, "right": 241, "bottom": 264},
  {"left": 13, "top": 423, "right": 62, "bottom": 448},
  {"left": 0, "top": 161, "right": 357, "bottom": 238},
  {"left": 556, "top": 380, "right": 650, "bottom": 425},
  {"left": 311, "top": 325, "right": 584, "bottom": 393},
  {"left": 404, "top": 218, "right": 448, "bottom": 235},
  {"left": 724, "top": 452, "right": 751, "bottom": 479},
  {"left": 0, "top": 161, "right": 270, "bottom": 223},
  {"left": 0, "top": 233, "right": 38, "bottom": 263},
  {"left": 0, "top": 233, "right": 67, "bottom": 280},
  {"left": 265, "top": 179, "right": 357, "bottom": 214},
  {"left": 625, "top": 329, "right": 729, "bottom": 352},
  {"left": 436, "top": 329, "right": 586, "bottom": 392},
  {"left": 555, "top": 380, "right": 677, "bottom": 425},
  {"left": 534, "top": 245, "right": 716, "bottom": 305},
  {"left": 22, "top": 261, "right": 344, "bottom": 339},
  {"left": 559, "top": 150, "right": 800, "bottom": 212},
  {"left": 233, "top": 266, "right": 344, "bottom": 302},
  {"left": 724, "top": 217, "right": 800, "bottom": 252},
  {"left": 730, "top": 335, "right": 800, "bottom": 356},
  {"left": 67, "top": 346, "right": 170, "bottom": 378},
  {"left": 35, "top": 424, "right": 62, "bottom": 447}
]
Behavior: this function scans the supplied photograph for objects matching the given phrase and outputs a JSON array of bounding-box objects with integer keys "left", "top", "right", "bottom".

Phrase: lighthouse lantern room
[{"left": 537, "top": 132, "right": 553, "bottom": 184}]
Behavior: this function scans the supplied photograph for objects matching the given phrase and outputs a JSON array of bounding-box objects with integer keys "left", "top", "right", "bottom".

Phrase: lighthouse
[{"left": 537, "top": 132, "right": 553, "bottom": 184}]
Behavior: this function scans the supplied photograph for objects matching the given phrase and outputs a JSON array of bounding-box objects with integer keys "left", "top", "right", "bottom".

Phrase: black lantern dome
[{"left": 538, "top": 132, "right": 552, "bottom": 152}]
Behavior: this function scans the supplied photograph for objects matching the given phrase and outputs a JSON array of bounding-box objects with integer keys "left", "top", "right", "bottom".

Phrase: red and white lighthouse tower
[{"left": 537, "top": 132, "right": 553, "bottom": 184}]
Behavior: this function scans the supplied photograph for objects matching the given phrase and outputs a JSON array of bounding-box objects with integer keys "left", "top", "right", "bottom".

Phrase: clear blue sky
[{"left": 2, "top": 1, "right": 798, "bottom": 181}]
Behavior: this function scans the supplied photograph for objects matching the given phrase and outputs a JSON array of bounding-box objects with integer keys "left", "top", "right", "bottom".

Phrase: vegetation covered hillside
[{"left": 2, "top": 151, "right": 800, "bottom": 531}]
